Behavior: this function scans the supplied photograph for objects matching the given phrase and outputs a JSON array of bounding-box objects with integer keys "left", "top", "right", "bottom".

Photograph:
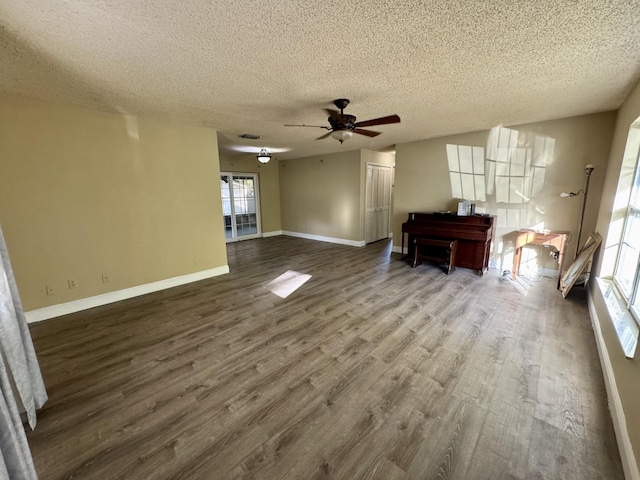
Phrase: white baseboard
[
  {"left": 391, "top": 245, "right": 403, "bottom": 254},
  {"left": 587, "top": 290, "right": 640, "bottom": 480},
  {"left": 282, "top": 231, "right": 365, "bottom": 247},
  {"left": 262, "top": 230, "right": 283, "bottom": 238},
  {"left": 25, "top": 265, "right": 230, "bottom": 324}
]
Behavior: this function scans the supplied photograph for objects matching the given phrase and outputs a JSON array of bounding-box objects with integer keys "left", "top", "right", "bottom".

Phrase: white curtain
[{"left": 0, "top": 226, "right": 47, "bottom": 480}]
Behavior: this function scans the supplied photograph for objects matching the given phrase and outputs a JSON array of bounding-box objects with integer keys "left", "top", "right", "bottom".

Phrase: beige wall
[
  {"left": 219, "top": 154, "right": 282, "bottom": 234},
  {"left": 394, "top": 129, "right": 487, "bottom": 226},
  {"left": 394, "top": 112, "right": 616, "bottom": 271},
  {"left": 590, "top": 78, "right": 640, "bottom": 470},
  {"left": 279, "top": 151, "right": 361, "bottom": 242},
  {"left": 278, "top": 149, "right": 394, "bottom": 243},
  {"left": 0, "top": 95, "right": 227, "bottom": 310}
]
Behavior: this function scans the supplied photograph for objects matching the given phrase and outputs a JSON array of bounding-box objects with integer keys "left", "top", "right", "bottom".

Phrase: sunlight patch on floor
[{"left": 266, "top": 270, "right": 311, "bottom": 298}]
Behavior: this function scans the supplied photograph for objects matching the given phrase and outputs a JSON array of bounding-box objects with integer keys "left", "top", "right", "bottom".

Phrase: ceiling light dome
[
  {"left": 331, "top": 130, "right": 353, "bottom": 144},
  {"left": 257, "top": 148, "right": 271, "bottom": 164}
]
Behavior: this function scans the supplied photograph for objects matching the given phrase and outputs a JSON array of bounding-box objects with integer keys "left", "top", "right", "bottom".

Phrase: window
[{"left": 613, "top": 123, "right": 640, "bottom": 322}]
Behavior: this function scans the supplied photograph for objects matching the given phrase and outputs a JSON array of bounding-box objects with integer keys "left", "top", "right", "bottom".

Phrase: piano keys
[{"left": 401, "top": 212, "right": 496, "bottom": 274}]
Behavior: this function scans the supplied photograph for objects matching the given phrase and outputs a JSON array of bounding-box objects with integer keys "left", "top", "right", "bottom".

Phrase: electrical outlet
[
  {"left": 68, "top": 279, "right": 78, "bottom": 289},
  {"left": 102, "top": 273, "right": 110, "bottom": 284},
  {"left": 45, "top": 285, "right": 55, "bottom": 296}
]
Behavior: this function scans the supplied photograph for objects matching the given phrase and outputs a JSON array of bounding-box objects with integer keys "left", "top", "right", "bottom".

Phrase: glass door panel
[
  {"left": 220, "top": 172, "right": 261, "bottom": 242},
  {"left": 220, "top": 175, "right": 235, "bottom": 239}
]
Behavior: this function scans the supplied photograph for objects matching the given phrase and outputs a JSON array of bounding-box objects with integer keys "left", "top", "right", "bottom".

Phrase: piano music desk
[{"left": 511, "top": 229, "right": 570, "bottom": 289}]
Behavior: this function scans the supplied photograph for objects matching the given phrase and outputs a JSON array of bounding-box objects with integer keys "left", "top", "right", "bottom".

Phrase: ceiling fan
[{"left": 285, "top": 99, "right": 401, "bottom": 144}]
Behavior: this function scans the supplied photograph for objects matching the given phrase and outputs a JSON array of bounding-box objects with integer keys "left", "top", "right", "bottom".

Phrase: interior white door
[{"left": 365, "top": 164, "right": 392, "bottom": 244}]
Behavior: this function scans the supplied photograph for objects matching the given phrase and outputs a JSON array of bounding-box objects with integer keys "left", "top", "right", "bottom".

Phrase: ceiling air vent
[{"left": 239, "top": 133, "right": 262, "bottom": 140}]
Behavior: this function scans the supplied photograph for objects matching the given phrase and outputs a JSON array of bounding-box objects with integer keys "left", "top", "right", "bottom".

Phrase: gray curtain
[{"left": 0, "top": 225, "right": 47, "bottom": 480}]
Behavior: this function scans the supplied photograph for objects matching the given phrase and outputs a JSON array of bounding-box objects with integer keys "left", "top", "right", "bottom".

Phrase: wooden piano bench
[{"left": 412, "top": 237, "right": 458, "bottom": 274}]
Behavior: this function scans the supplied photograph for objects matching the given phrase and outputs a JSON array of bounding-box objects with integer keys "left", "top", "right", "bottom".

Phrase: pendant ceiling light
[{"left": 257, "top": 148, "right": 271, "bottom": 164}]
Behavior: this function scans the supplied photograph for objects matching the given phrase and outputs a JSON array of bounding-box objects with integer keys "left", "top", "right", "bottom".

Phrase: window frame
[{"left": 613, "top": 132, "right": 640, "bottom": 324}]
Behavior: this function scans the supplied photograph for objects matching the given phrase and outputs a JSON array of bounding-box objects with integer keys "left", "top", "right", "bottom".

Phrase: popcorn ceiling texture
[{"left": 1, "top": 0, "right": 639, "bottom": 159}]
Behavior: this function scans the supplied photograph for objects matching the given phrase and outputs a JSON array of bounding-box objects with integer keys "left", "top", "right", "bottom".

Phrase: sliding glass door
[{"left": 220, "top": 173, "right": 261, "bottom": 242}]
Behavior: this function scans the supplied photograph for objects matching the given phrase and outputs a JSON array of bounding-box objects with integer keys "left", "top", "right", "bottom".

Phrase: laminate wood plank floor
[{"left": 27, "top": 236, "right": 623, "bottom": 480}]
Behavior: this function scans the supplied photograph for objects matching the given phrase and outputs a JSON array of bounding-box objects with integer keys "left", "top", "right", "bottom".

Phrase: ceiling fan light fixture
[
  {"left": 331, "top": 129, "right": 353, "bottom": 144},
  {"left": 257, "top": 148, "right": 271, "bottom": 164},
  {"left": 284, "top": 99, "right": 400, "bottom": 143}
]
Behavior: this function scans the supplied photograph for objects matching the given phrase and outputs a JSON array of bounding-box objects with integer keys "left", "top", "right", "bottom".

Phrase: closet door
[{"left": 365, "top": 164, "right": 392, "bottom": 244}]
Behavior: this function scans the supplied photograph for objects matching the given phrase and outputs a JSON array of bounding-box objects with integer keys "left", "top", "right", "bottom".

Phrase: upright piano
[{"left": 401, "top": 212, "right": 496, "bottom": 274}]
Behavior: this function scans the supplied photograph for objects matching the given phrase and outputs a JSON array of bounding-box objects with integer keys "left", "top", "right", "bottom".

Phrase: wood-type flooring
[{"left": 27, "top": 236, "right": 624, "bottom": 479}]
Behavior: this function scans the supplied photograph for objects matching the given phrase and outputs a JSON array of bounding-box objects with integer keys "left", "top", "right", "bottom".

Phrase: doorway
[
  {"left": 220, "top": 172, "right": 262, "bottom": 242},
  {"left": 365, "top": 163, "right": 392, "bottom": 244}
]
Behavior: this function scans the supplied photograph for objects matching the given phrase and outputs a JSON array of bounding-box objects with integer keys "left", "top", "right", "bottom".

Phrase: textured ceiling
[{"left": 1, "top": 0, "right": 640, "bottom": 160}]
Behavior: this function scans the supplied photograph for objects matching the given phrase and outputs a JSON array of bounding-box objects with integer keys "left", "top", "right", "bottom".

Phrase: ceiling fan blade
[
  {"left": 354, "top": 114, "right": 401, "bottom": 128},
  {"left": 325, "top": 109, "right": 341, "bottom": 121},
  {"left": 284, "top": 124, "right": 328, "bottom": 128},
  {"left": 354, "top": 128, "right": 381, "bottom": 138},
  {"left": 315, "top": 131, "right": 332, "bottom": 140}
]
